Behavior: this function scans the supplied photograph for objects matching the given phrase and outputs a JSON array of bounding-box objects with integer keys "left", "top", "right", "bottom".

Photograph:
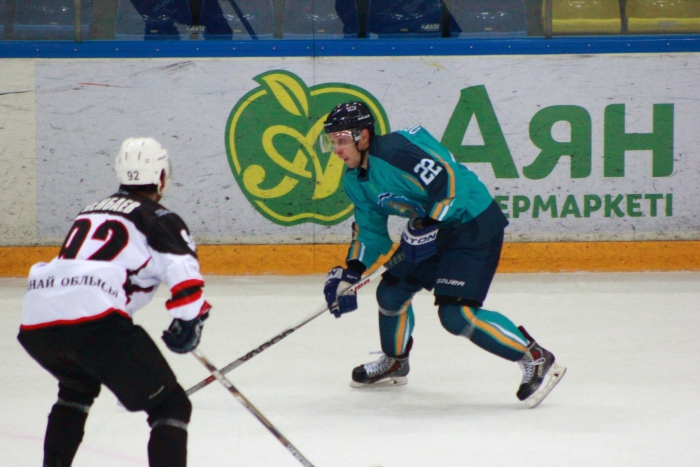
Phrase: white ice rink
[{"left": 2, "top": 272, "right": 699, "bottom": 467}]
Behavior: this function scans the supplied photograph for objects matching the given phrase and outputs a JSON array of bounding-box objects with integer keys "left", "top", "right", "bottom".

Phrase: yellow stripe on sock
[
  {"left": 394, "top": 297, "right": 415, "bottom": 355},
  {"left": 460, "top": 306, "right": 528, "bottom": 353},
  {"left": 394, "top": 306, "right": 410, "bottom": 355}
]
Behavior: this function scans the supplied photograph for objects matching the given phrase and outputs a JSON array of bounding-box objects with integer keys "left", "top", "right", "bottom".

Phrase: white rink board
[
  {"left": 5, "top": 54, "right": 700, "bottom": 244},
  {"left": 0, "top": 59, "right": 36, "bottom": 246}
]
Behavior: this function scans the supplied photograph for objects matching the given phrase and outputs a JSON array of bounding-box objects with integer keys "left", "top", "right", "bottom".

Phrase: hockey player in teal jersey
[{"left": 321, "top": 102, "right": 566, "bottom": 408}]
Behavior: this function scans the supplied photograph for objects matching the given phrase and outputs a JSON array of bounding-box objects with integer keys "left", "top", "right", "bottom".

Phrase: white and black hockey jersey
[{"left": 21, "top": 189, "right": 210, "bottom": 330}]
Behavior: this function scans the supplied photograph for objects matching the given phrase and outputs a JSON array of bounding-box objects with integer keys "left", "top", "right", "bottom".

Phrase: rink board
[
  {"left": 2, "top": 241, "right": 699, "bottom": 277},
  {"left": 1, "top": 54, "right": 699, "bottom": 276}
]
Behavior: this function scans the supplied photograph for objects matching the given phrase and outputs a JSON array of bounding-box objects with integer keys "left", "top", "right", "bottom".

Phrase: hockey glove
[
  {"left": 162, "top": 307, "right": 210, "bottom": 354},
  {"left": 324, "top": 266, "right": 362, "bottom": 318},
  {"left": 400, "top": 218, "right": 439, "bottom": 263}
]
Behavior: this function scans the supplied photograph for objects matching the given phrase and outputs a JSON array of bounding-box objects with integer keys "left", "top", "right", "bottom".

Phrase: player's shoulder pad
[
  {"left": 152, "top": 203, "right": 187, "bottom": 229},
  {"left": 374, "top": 134, "right": 435, "bottom": 176},
  {"left": 121, "top": 198, "right": 195, "bottom": 257},
  {"left": 368, "top": 132, "right": 412, "bottom": 164},
  {"left": 152, "top": 207, "right": 194, "bottom": 250}
]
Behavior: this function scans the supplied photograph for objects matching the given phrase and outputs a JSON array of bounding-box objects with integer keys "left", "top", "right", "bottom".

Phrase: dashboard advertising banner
[{"left": 22, "top": 54, "right": 700, "bottom": 244}]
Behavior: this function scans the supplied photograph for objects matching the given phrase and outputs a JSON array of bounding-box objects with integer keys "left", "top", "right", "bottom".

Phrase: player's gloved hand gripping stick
[
  {"left": 400, "top": 217, "right": 439, "bottom": 263},
  {"left": 324, "top": 266, "right": 362, "bottom": 317},
  {"left": 184, "top": 252, "right": 406, "bottom": 397},
  {"left": 162, "top": 308, "right": 211, "bottom": 353}
]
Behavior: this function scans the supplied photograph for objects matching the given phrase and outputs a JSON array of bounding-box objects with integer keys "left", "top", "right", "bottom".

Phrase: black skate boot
[
  {"left": 516, "top": 326, "right": 566, "bottom": 408},
  {"left": 350, "top": 338, "right": 412, "bottom": 388}
]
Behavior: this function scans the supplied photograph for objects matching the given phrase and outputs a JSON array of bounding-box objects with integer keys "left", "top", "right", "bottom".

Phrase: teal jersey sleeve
[{"left": 343, "top": 173, "right": 393, "bottom": 269}]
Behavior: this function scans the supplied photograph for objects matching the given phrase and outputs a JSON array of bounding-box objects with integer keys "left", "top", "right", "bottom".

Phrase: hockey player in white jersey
[{"left": 18, "top": 137, "right": 211, "bottom": 467}]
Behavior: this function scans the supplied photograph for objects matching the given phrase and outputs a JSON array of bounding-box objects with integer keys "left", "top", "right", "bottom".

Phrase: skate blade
[
  {"left": 349, "top": 376, "right": 408, "bottom": 389},
  {"left": 525, "top": 363, "right": 566, "bottom": 409}
]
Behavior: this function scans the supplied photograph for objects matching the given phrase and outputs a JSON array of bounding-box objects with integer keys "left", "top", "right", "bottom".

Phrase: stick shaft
[
  {"left": 185, "top": 252, "right": 405, "bottom": 396},
  {"left": 191, "top": 350, "right": 315, "bottom": 467}
]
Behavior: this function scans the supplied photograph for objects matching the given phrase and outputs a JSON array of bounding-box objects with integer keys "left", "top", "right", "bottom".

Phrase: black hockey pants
[{"left": 18, "top": 312, "right": 191, "bottom": 467}]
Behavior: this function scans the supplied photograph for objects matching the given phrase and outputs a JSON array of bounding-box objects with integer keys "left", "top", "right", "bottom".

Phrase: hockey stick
[
  {"left": 191, "top": 349, "right": 315, "bottom": 467},
  {"left": 185, "top": 251, "right": 406, "bottom": 397},
  {"left": 228, "top": 0, "right": 257, "bottom": 39}
]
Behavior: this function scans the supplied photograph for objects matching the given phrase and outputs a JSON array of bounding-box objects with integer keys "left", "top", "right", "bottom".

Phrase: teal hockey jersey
[{"left": 343, "top": 126, "right": 508, "bottom": 269}]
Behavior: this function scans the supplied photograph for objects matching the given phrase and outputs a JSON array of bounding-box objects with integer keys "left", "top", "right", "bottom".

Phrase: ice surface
[{"left": 2, "top": 272, "right": 699, "bottom": 467}]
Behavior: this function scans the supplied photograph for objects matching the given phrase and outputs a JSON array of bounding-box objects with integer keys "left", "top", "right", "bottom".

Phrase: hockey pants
[{"left": 18, "top": 312, "right": 191, "bottom": 467}]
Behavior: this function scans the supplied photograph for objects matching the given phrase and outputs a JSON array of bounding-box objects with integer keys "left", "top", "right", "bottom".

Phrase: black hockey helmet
[{"left": 323, "top": 101, "right": 375, "bottom": 137}]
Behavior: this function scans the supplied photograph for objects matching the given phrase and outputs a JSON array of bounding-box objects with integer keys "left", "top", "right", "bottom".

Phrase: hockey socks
[
  {"left": 378, "top": 308, "right": 415, "bottom": 357},
  {"left": 43, "top": 402, "right": 89, "bottom": 467},
  {"left": 146, "top": 385, "right": 191, "bottom": 467},
  {"left": 438, "top": 305, "right": 529, "bottom": 361},
  {"left": 148, "top": 425, "right": 187, "bottom": 467}
]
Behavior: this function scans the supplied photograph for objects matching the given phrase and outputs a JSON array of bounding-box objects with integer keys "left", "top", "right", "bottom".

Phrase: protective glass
[{"left": 319, "top": 130, "right": 360, "bottom": 153}]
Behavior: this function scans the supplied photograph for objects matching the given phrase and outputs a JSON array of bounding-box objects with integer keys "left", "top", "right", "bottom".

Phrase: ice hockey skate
[
  {"left": 351, "top": 337, "right": 413, "bottom": 388},
  {"left": 516, "top": 326, "right": 566, "bottom": 408},
  {"left": 350, "top": 352, "right": 410, "bottom": 388}
]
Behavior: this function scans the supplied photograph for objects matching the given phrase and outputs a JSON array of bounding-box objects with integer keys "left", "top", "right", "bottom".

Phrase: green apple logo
[{"left": 225, "top": 70, "right": 389, "bottom": 226}]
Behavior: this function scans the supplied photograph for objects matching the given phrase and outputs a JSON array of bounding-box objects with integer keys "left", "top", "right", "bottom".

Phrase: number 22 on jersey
[{"left": 413, "top": 158, "right": 443, "bottom": 185}]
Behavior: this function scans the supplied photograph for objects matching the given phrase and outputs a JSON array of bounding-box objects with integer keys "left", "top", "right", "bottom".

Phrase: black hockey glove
[
  {"left": 400, "top": 217, "right": 439, "bottom": 263},
  {"left": 324, "top": 266, "right": 362, "bottom": 318},
  {"left": 162, "top": 310, "right": 210, "bottom": 354}
]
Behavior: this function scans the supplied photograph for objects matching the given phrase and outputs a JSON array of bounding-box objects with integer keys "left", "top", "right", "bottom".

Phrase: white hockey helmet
[{"left": 115, "top": 137, "right": 172, "bottom": 195}]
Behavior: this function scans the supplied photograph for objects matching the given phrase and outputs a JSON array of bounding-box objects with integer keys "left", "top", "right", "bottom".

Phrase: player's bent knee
[
  {"left": 147, "top": 391, "right": 189, "bottom": 467},
  {"left": 437, "top": 304, "right": 471, "bottom": 336},
  {"left": 378, "top": 304, "right": 404, "bottom": 317},
  {"left": 377, "top": 280, "right": 414, "bottom": 316},
  {"left": 58, "top": 381, "right": 101, "bottom": 408},
  {"left": 57, "top": 386, "right": 99, "bottom": 411},
  {"left": 146, "top": 384, "right": 192, "bottom": 429}
]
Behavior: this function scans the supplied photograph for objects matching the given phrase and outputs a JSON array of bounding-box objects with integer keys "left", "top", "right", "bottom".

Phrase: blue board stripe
[{"left": 0, "top": 36, "right": 699, "bottom": 59}]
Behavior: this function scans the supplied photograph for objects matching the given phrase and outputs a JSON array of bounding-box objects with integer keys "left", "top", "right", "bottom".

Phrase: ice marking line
[
  {"left": 77, "top": 82, "right": 126, "bottom": 88},
  {"left": 0, "top": 430, "right": 42, "bottom": 442},
  {"left": 0, "top": 90, "right": 32, "bottom": 96}
]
